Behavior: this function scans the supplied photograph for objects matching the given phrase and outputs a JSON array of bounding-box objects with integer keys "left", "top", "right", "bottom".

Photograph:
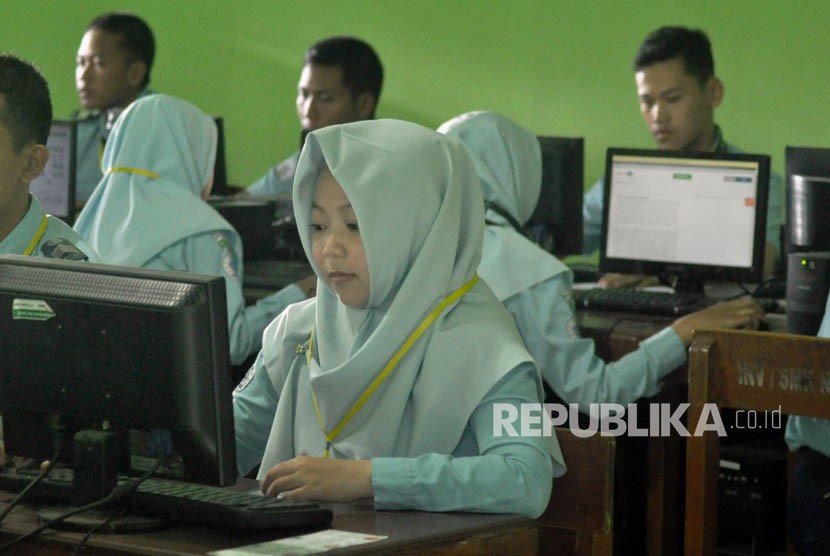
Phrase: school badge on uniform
[{"left": 41, "top": 238, "right": 89, "bottom": 261}]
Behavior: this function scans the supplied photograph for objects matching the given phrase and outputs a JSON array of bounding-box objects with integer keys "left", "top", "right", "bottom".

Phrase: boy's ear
[
  {"left": 706, "top": 77, "right": 724, "bottom": 108},
  {"left": 126, "top": 60, "right": 148, "bottom": 89},
  {"left": 20, "top": 144, "right": 49, "bottom": 184},
  {"left": 355, "top": 92, "right": 377, "bottom": 119}
]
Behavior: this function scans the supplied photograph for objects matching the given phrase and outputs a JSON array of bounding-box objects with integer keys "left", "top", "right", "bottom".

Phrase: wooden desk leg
[
  {"left": 647, "top": 435, "right": 668, "bottom": 556},
  {"left": 646, "top": 383, "right": 687, "bottom": 556},
  {"left": 685, "top": 339, "right": 719, "bottom": 556},
  {"left": 647, "top": 434, "right": 685, "bottom": 556},
  {"left": 684, "top": 422, "right": 719, "bottom": 555}
]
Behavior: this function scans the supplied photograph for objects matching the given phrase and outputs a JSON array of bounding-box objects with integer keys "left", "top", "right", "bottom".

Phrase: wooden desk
[
  {"left": 576, "top": 310, "right": 686, "bottom": 556},
  {"left": 0, "top": 492, "right": 537, "bottom": 555}
]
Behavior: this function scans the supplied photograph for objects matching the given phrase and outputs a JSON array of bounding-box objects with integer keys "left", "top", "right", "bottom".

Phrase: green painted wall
[{"left": 3, "top": 0, "right": 829, "bottom": 187}]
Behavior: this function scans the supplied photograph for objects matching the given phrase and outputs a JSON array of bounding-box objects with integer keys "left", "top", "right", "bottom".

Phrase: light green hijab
[
  {"left": 263, "top": 119, "right": 541, "bottom": 462},
  {"left": 438, "top": 111, "right": 568, "bottom": 300},
  {"left": 73, "top": 94, "right": 235, "bottom": 266}
]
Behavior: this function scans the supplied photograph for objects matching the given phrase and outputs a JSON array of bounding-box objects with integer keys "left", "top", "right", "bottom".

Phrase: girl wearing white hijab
[
  {"left": 437, "top": 111, "right": 765, "bottom": 409},
  {"left": 73, "top": 94, "right": 309, "bottom": 365},
  {"left": 233, "top": 119, "right": 561, "bottom": 518}
]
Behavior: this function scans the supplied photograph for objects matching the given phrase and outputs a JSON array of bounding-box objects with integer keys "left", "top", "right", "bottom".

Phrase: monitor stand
[
  {"left": 36, "top": 506, "right": 171, "bottom": 534},
  {"left": 661, "top": 273, "right": 705, "bottom": 295},
  {"left": 31, "top": 429, "right": 173, "bottom": 534}
]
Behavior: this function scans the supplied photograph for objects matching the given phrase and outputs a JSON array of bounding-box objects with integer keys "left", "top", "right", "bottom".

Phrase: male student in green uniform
[
  {"left": 582, "top": 26, "right": 784, "bottom": 286},
  {"left": 74, "top": 12, "right": 155, "bottom": 202}
]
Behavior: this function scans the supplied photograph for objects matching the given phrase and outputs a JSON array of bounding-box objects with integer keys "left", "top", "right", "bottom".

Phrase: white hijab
[
  {"left": 259, "top": 119, "right": 541, "bottom": 464},
  {"left": 438, "top": 111, "right": 568, "bottom": 300},
  {"left": 74, "top": 94, "right": 235, "bottom": 266}
]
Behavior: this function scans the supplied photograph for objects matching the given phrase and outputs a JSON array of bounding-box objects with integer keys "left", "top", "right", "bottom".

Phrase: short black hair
[
  {"left": 0, "top": 53, "right": 52, "bottom": 151},
  {"left": 305, "top": 36, "right": 384, "bottom": 118},
  {"left": 87, "top": 12, "right": 155, "bottom": 88},
  {"left": 632, "top": 26, "right": 714, "bottom": 87}
]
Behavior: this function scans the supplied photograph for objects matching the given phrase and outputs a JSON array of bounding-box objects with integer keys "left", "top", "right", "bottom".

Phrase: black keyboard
[
  {"left": 573, "top": 288, "right": 717, "bottom": 316},
  {"left": 0, "top": 468, "right": 332, "bottom": 531},
  {"left": 244, "top": 259, "right": 313, "bottom": 290},
  {"left": 125, "top": 477, "right": 332, "bottom": 530}
]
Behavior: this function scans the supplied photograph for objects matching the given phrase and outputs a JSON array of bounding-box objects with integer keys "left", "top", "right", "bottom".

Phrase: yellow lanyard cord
[
  {"left": 23, "top": 215, "right": 49, "bottom": 256},
  {"left": 107, "top": 166, "right": 160, "bottom": 179},
  {"left": 309, "top": 274, "right": 480, "bottom": 458}
]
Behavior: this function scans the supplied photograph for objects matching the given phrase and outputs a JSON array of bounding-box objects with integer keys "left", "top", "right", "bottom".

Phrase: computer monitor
[
  {"left": 600, "top": 148, "right": 770, "bottom": 292},
  {"left": 209, "top": 197, "right": 277, "bottom": 260},
  {"left": 526, "top": 136, "right": 584, "bottom": 258},
  {"left": 0, "top": 255, "right": 236, "bottom": 489},
  {"left": 785, "top": 146, "right": 830, "bottom": 255},
  {"left": 28, "top": 119, "right": 77, "bottom": 223},
  {"left": 210, "top": 117, "right": 230, "bottom": 196}
]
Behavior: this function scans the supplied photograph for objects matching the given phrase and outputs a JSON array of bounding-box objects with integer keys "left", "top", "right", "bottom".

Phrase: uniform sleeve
[
  {"left": 232, "top": 351, "right": 277, "bottom": 476},
  {"left": 74, "top": 116, "right": 104, "bottom": 202},
  {"left": 247, "top": 156, "right": 295, "bottom": 197},
  {"left": 241, "top": 286, "right": 306, "bottom": 361},
  {"left": 371, "top": 364, "right": 553, "bottom": 518},
  {"left": 785, "top": 296, "right": 830, "bottom": 454},
  {"left": 510, "top": 273, "right": 687, "bottom": 410},
  {"left": 247, "top": 166, "right": 281, "bottom": 197},
  {"left": 582, "top": 177, "right": 605, "bottom": 255},
  {"left": 157, "top": 231, "right": 305, "bottom": 365}
]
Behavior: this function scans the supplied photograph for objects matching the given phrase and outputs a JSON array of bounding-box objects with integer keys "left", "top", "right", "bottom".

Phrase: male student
[
  {"left": 74, "top": 12, "right": 155, "bottom": 202},
  {"left": 0, "top": 54, "right": 95, "bottom": 261},
  {"left": 246, "top": 36, "right": 383, "bottom": 196},
  {"left": 582, "top": 26, "right": 784, "bottom": 282}
]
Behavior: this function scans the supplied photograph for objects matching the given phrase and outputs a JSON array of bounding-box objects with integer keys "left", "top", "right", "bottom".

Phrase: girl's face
[{"left": 310, "top": 168, "right": 370, "bottom": 308}]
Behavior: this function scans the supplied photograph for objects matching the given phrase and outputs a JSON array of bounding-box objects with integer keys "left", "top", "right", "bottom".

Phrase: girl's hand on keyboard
[
  {"left": 260, "top": 454, "right": 373, "bottom": 502},
  {"left": 671, "top": 297, "right": 764, "bottom": 346},
  {"left": 597, "top": 273, "right": 659, "bottom": 289}
]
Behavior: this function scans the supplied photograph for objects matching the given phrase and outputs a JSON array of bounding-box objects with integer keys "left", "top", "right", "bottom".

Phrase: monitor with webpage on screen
[
  {"left": 0, "top": 255, "right": 237, "bottom": 503},
  {"left": 600, "top": 148, "right": 770, "bottom": 293},
  {"left": 28, "top": 120, "right": 77, "bottom": 224}
]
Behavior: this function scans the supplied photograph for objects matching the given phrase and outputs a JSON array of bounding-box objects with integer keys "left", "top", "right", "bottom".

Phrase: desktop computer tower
[
  {"left": 717, "top": 444, "right": 787, "bottom": 556},
  {"left": 786, "top": 251, "right": 830, "bottom": 335}
]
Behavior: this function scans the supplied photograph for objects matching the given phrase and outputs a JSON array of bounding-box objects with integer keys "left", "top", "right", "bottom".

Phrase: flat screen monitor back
[
  {"left": 0, "top": 255, "right": 236, "bottom": 486},
  {"left": 529, "top": 136, "right": 584, "bottom": 258},
  {"left": 785, "top": 146, "right": 830, "bottom": 254},
  {"left": 29, "top": 119, "right": 77, "bottom": 223}
]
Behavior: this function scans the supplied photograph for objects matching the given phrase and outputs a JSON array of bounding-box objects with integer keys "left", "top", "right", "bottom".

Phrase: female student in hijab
[
  {"left": 232, "top": 119, "right": 563, "bottom": 518},
  {"left": 437, "top": 111, "right": 765, "bottom": 409},
  {"left": 73, "top": 94, "right": 311, "bottom": 365}
]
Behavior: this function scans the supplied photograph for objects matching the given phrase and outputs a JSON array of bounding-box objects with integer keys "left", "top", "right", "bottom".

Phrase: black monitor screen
[
  {"left": 785, "top": 146, "right": 830, "bottom": 254},
  {"left": 211, "top": 117, "right": 229, "bottom": 196},
  {"left": 600, "top": 148, "right": 770, "bottom": 291},
  {"left": 527, "top": 136, "right": 584, "bottom": 258},
  {"left": 29, "top": 120, "right": 77, "bottom": 223},
  {"left": 0, "top": 255, "right": 236, "bottom": 487}
]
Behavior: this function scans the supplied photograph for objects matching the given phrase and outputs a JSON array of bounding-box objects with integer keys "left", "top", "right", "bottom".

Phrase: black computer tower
[
  {"left": 787, "top": 251, "right": 830, "bottom": 335},
  {"left": 717, "top": 444, "right": 787, "bottom": 556}
]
